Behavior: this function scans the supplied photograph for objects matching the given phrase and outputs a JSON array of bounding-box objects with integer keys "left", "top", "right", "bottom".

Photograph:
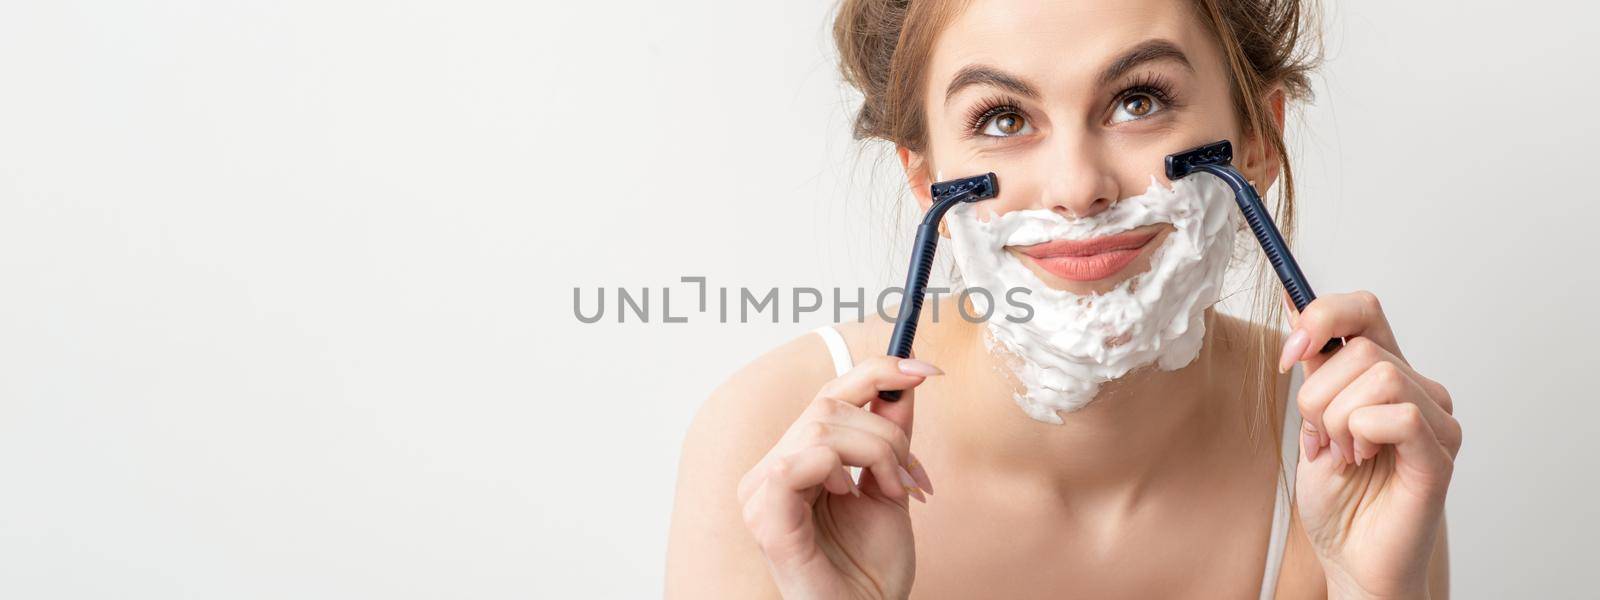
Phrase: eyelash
[
  {"left": 963, "top": 94, "right": 1025, "bottom": 136},
  {"left": 961, "top": 72, "right": 1183, "bottom": 137},
  {"left": 1115, "top": 73, "right": 1180, "bottom": 113}
]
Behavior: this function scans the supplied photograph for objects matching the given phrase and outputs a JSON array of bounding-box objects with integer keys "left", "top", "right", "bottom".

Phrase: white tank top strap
[
  {"left": 812, "top": 324, "right": 855, "bottom": 377},
  {"left": 1259, "top": 363, "right": 1305, "bottom": 600}
]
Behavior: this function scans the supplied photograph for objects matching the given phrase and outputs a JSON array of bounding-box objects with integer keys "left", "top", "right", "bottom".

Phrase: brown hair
[{"left": 832, "top": 0, "right": 1323, "bottom": 445}]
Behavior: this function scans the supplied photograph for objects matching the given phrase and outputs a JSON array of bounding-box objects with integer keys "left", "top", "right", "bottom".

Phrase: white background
[{"left": 1, "top": 0, "right": 1595, "bottom": 597}]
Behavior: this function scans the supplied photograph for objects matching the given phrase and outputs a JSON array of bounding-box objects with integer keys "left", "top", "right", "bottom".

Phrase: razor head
[
  {"left": 1164, "top": 140, "right": 1233, "bottom": 180},
  {"left": 931, "top": 172, "right": 999, "bottom": 204}
]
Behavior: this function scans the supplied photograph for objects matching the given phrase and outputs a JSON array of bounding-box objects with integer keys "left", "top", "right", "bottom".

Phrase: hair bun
[{"left": 832, "top": 0, "right": 911, "bottom": 142}]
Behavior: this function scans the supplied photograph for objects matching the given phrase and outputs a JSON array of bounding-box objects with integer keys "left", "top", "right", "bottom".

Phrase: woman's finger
[
  {"left": 1288, "top": 291, "right": 1403, "bottom": 364},
  {"left": 741, "top": 446, "right": 840, "bottom": 569},
  {"left": 799, "top": 397, "right": 912, "bottom": 462},
  {"left": 1345, "top": 402, "right": 1455, "bottom": 491},
  {"left": 798, "top": 395, "right": 932, "bottom": 493},
  {"left": 864, "top": 354, "right": 934, "bottom": 494},
  {"left": 1296, "top": 337, "right": 1427, "bottom": 440},
  {"left": 870, "top": 382, "right": 916, "bottom": 446},
  {"left": 789, "top": 422, "right": 918, "bottom": 501},
  {"left": 737, "top": 436, "right": 867, "bottom": 506},
  {"left": 815, "top": 354, "right": 937, "bottom": 497},
  {"left": 827, "top": 465, "right": 860, "bottom": 498},
  {"left": 815, "top": 354, "right": 940, "bottom": 409},
  {"left": 1320, "top": 361, "right": 1458, "bottom": 466}
]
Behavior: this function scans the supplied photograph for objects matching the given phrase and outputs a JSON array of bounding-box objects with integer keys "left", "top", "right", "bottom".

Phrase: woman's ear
[
  {"left": 897, "top": 146, "right": 933, "bottom": 211},
  {"left": 1239, "top": 86, "right": 1287, "bottom": 192}
]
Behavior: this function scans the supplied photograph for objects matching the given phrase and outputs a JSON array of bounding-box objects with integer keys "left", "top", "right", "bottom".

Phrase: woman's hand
[
  {"left": 1284, "top": 291, "right": 1462, "bottom": 600},
  {"left": 737, "top": 354, "right": 938, "bottom": 600}
]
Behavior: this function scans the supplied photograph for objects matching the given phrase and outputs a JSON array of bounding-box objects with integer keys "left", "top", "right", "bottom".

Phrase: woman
[{"left": 666, "top": 0, "right": 1461, "bottom": 597}]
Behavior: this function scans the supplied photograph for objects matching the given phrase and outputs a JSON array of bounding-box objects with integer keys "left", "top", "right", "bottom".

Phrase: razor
[
  {"left": 879, "top": 172, "right": 1000, "bottom": 401},
  {"left": 1165, "top": 140, "right": 1342, "bottom": 354}
]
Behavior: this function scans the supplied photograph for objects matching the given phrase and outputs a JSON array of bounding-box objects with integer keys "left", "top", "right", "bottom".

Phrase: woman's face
[{"left": 908, "top": 0, "right": 1281, "bottom": 295}]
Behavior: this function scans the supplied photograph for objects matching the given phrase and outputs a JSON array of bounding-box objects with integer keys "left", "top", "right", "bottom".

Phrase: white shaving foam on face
[{"left": 946, "top": 175, "right": 1239, "bottom": 423}]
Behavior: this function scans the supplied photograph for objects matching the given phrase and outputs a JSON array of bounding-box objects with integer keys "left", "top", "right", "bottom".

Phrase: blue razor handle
[
  {"left": 879, "top": 172, "right": 1000, "bottom": 402},
  {"left": 1165, "top": 140, "right": 1342, "bottom": 355}
]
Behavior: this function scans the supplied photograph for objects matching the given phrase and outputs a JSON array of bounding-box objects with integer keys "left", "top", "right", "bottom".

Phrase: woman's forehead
[{"left": 926, "top": 0, "right": 1217, "bottom": 95}]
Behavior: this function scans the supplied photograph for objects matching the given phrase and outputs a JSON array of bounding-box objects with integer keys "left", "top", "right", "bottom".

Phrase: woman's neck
[{"left": 918, "top": 307, "right": 1254, "bottom": 506}]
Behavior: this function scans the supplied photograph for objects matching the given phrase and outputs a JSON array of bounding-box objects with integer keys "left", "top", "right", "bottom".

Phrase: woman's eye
[
  {"left": 1109, "top": 93, "right": 1164, "bottom": 124},
  {"left": 980, "top": 111, "right": 1033, "bottom": 137}
]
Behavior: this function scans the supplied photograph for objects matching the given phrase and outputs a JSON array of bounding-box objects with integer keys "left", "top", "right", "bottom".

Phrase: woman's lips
[{"left": 1013, "top": 228, "right": 1162, "bottom": 282}]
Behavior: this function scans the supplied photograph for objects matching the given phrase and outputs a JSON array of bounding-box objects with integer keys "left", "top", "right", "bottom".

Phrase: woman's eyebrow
[
  {"left": 943, "top": 39, "right": 1192, "bottom": 107},
  {"left": 1098, "top": 39, "right": 1192, "bottom": 86},
  {"left": 944, "top": 65, "right": 1040, "bottom": 106}
]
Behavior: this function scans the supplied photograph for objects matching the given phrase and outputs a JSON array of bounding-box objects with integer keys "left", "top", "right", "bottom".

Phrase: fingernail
[
  {"left": 897, "top": 466, "right": 926, "bottom": 502},
  {"left": 1278, "top": 330, "right": 1309, "bottom": 374},
  {"left": 897, "top": 465, "right": 918, "bottom": 490},
  {"left": 1329, "top": 439, "right": 1346, "bottom": 466},
  {"left": 908, "top": 453, "right": 934, "bottom": 495},
  {"left": 848, "top": 476, "right": 861, "bottom": 498},
  {"left": 898, "top": 358, "right": 944, "bottom": 377},
  {"left": 1302, "top": 429, "right": 1320, "bottom": 462},
  {"left": 1355, "top": 440, "right": 1376, "bottom": 467}
]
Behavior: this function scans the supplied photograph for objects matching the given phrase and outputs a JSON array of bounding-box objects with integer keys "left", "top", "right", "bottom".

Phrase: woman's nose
[{"left": 1039, "top": 141, "right": 1120, "bottom": 220}]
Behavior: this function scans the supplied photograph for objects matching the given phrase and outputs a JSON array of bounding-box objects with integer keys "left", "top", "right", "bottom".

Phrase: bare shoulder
[
  {"left": 831, "top": 317, "right": 894, "bottom": 364},
  {"left": 694, "top": 327, "right": 858, "bottom": 439},
  {"left": 676, "top": 319, "right": 891, "bottom": 466},
  {"left": 664, "top": 325, "right": 875, "bottom": 596}
]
